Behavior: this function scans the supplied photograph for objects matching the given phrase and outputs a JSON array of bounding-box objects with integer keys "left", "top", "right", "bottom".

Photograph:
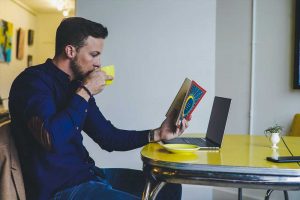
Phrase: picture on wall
[
  {"left": 0, "top": 19, "right": 13, "bottom": 63},
  {"left": 28, "top": 29, "right": 34, "bottom": 46},
  {"left": 294, "top": 1, "right": 300, "bottom": 89},
  {"left": 16, "top": 28, "right": 25, "bottom": 60},
  {"left": 27, "top": 55, "right": 32, "bottom": 67}
]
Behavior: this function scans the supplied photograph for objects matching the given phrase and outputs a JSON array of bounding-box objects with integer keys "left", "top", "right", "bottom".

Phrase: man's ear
[{"left": 65, "top": 45, "right": 76, "bottom": 58}]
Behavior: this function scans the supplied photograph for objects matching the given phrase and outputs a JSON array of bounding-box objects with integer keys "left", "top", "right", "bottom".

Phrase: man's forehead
[{"left": 81, "top": 36, "right": 104, "bottom": 50}]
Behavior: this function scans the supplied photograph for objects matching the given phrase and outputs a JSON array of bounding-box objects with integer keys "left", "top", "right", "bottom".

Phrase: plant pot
[{"left": 270, "top": 132, "right": 280, "bottom": 149}]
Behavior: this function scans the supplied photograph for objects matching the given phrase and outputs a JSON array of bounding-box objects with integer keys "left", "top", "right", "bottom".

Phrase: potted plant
[{"left": 264, "top": 124, "right": 283, "bottom": 149}]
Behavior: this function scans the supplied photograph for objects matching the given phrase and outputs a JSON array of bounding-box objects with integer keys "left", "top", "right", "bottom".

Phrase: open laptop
[{"left": 163, "top": 96, "right": 231, "bottom": 150}]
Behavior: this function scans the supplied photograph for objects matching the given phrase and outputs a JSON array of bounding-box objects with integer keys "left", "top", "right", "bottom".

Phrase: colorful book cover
[{"left": 166, "top": 78, "right": 206, "bottom": 127}]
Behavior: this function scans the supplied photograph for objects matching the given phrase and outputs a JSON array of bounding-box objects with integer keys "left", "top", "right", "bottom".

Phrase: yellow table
[
  {"left": 282, "top": 136, "right": 300, "bottom": 156},
  {"left": 141, "top": 135, "right": 300, "bottom": 200}
]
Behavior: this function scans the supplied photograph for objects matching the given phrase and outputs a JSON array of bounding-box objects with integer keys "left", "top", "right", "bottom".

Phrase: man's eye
[{"left": 91, "top": 53, "right": 100, "bottom": 57}]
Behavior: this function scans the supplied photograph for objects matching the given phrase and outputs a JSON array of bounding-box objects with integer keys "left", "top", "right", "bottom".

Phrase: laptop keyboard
[
  {"left": 164, "top": 137, "right": 216, "bottom": 147},
  {"left": 183, "top": 138, "right": 211, "bottom": 147}
]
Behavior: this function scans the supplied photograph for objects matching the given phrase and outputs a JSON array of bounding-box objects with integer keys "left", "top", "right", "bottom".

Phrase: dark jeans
[{"left": 51, "top": 167, "right": 181, "bottom": 200}]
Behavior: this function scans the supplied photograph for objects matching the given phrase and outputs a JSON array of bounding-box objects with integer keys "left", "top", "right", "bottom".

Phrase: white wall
[
  {"left": 77, "top": 0, "right": 216, "bottom": 199},
  {"left": 216, "top": 0, "right": 300, "bottom": 136},
  {"left": 252, "top": 0, "right": 299, "bottom": 135},
  {"left": 0, "top": 0, "right": 37, "bottom": 107},
  {"left": 78, "top": 0, "right": 215, "bottom": 133},
  {"left": 78, "top": 0, "right": 300, "bottom": 199},
  {"left": 78, "top": 0, "right": 216, "bottom": 165},
  {"left": 215, "top": 0, "right": 252, "bottom": 134}
]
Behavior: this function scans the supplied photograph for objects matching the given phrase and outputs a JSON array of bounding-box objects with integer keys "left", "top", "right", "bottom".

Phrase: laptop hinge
[{"left": 205, "top": 137, "right": 221, "bottom": 147}]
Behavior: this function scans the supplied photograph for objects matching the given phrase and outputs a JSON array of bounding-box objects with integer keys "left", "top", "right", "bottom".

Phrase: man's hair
[{"left": 55, "top": 17, "right": 108, "bottom": 56}]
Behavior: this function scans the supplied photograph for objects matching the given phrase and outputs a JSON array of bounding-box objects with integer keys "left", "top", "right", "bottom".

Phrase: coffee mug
[{"left": 101, "top": 65, "right": 115, "bottom": 85}]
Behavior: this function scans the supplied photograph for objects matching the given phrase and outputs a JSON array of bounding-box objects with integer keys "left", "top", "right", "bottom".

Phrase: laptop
[{"left": 163, "top": 96, "right": 231, "bottom": 150}]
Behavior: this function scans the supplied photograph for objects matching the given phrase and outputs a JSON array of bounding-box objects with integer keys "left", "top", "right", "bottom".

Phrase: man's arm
[
  {"left": 82, "top": 99, "right": 188, "bottom": 152},
  {"left": 12, "top": 73, "right": 89, "bottom": 152},
  {"left": 82, "top": 98, "right": 149, "bottom": 152}
]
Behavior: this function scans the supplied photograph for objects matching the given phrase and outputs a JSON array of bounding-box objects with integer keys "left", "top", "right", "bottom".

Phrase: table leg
[
  {"left": 142, "top": 179, "right": 166, "bottom": 200},
  {"left": 265, "top": 190, "right": 289, "bottom": 200},
  {"left": 238, "top": 188, "right": 243, "bottom": 200},
  {"left": 284, "top": 191, "right": 289, "bottom": 200},
  {"left": 264, "top": 189, "right": 273, "bottom": 200}
]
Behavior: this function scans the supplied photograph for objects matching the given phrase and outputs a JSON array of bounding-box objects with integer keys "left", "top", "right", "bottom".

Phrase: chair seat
[{"left": 289, "top": 114, "right": 300, "bottom": 136}]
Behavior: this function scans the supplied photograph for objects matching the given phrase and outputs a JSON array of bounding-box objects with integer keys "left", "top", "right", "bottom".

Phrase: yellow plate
[{"left": 163, "top": 144, "right": 200, "bottom": 154}]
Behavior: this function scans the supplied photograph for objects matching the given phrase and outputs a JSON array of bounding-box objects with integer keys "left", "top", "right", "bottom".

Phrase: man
[{"left": 9, "top": 17, "right": 188, "bottom": 200}]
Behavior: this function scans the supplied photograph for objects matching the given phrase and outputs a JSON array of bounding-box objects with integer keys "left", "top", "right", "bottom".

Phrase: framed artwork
[
  {"left": 28, "top": 29, "right": 34, "bottom": 46},
  {"left": 0, "top": 19, "right": 13, "bottom": 62},
  {"left": 294, "top": 1, "right": 300, "bottom": 89},
  {"left": 16, "top": 28, "right": 25, "bottom": 60},
  {"left": 27, "top": 55, "right": 32, "bottom": 67}
]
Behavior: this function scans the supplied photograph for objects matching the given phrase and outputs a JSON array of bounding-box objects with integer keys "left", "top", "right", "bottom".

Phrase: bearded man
[{"left": 9, "top": 17, "right": 188, "bottom": 200}]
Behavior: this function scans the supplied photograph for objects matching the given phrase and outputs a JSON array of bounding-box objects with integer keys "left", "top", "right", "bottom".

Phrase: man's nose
[
  {"left": 93, "top": 62, "right": 101, "bottom": 69},
  {"left": 94, "top": 65, "right": 100, "bottom": 70},
  {"left": 94, "top": 57, "right": 101, "bottom": 67}
]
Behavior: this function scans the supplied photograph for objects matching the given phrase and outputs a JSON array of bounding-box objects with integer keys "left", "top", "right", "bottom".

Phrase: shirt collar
[{"left": 45, "top": 58, "right": 71, "bottom": 84}]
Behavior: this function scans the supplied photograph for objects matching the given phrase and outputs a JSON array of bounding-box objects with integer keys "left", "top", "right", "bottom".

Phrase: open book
[{"left": 166, "top": 78, "right": 206, "bottom": 127}]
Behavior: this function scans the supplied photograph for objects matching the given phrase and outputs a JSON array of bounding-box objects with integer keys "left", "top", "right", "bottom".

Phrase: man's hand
[
  {"left": 83, "top": 70, "right": 113, "bottom": 95},
  {"left": 76, "top": 69, "right": 113, "bottom": 101},
  {"left": 152, "top": 115, "right": 189, "bottom": 142}
]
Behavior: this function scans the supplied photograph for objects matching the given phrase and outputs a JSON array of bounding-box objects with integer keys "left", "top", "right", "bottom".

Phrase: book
[{"left": 166, "top": 78, "right": 206, "bottom": 127}]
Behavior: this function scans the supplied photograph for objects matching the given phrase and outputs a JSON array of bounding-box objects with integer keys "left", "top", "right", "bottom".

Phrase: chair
[
  {"left": 0, "top": 121, "right": 26, "bottom": 200},
  {"left": 288, "top": 113, "right": 300, "bottom": 136}
]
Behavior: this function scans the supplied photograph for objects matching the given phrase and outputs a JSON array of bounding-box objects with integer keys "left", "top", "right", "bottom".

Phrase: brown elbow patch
[{"left": 27, "top": 116, "right": 52, "bottom": 151}]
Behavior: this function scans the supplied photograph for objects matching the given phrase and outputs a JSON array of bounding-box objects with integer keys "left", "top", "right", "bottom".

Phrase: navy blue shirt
[{"left": 9, "top": 59, "right": 149, "bottom": 200}]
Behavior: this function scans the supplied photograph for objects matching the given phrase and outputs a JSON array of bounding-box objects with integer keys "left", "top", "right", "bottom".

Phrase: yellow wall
[
  {"left": 0, "top": 0, "right": 37, "bottom": 105},
  {"left": 35, "top": 13, "right": 65, "bottom": 64},
  {"left": 0, "top": 0, "right": 68, "bottom": 108}
]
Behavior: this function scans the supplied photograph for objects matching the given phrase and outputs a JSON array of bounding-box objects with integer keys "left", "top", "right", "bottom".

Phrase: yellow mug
[{"left": 101, "top": 65, "right": 115, "bottom": 85}]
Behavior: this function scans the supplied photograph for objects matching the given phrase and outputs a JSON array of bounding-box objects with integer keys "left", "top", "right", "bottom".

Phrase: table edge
[{"left": 141, "top": 155, "right": 300, "bottom": 176}]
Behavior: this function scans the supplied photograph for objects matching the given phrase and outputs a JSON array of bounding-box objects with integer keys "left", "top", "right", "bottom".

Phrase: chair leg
[
  {"left": 238, "top": 188, "right": 242, "bottom": 200},
  {"left": 265, "top": 189, "right": 273, "bottom": 200}
]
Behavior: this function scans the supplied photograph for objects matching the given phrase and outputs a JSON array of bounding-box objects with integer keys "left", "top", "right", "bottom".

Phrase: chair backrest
[
  {"left": 0, "top": 121, "right": 26, "bottom": 200},
  {"left": 289, "top": 114, "right": 300, "bottom": 136}
]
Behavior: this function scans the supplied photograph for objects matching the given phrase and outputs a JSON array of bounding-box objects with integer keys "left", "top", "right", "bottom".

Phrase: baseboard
[{"left": 213, "top": 188, "right": 262, "bottom": 200}]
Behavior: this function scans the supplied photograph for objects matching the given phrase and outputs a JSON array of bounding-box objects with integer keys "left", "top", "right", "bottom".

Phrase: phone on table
[{"left": 266, "top": 156, "right": 300, "bottom": 163}]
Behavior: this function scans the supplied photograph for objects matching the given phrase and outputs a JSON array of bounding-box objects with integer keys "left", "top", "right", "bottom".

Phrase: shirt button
[
  {"left": 76, "top": 126, "right": 79, "bottom": 130},
  {"left": 85, "top": 109, "right": 88, "bottom": 113},
  {"left": 89, "top": 169, "right": 94, "bottom": 175}
]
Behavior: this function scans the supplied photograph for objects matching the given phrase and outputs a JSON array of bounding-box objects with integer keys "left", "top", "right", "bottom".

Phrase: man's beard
[{"left": 70, "top": 58, "right": 85, "bottom": 81}]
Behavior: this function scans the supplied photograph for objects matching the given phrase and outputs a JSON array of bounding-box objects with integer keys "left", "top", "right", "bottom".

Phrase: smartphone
[{"left": 266, "top": 156, "right": 300, "bottom": 163}]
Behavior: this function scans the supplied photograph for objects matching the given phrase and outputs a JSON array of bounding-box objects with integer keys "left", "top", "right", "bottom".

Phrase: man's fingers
[
  {"left": 106, "top": 75, "right": 114, "bottom": 81},
  {"left": 175, "top": 127, "right": 180, "bottom": 135},
  {"left": 182, "top": 119, "right": 189, "bottom": 129}
]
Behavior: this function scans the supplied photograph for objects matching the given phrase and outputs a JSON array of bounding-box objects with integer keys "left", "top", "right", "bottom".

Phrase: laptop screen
[{"left": 206, "top": 96, "right": 231, "bottom": 146}]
